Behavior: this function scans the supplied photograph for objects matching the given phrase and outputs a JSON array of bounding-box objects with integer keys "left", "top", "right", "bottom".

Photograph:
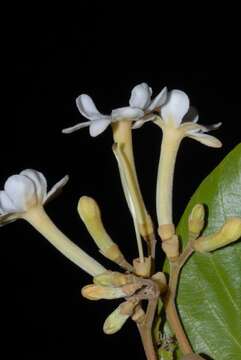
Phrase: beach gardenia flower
[
  {"left": 0, "top": 169, "right": 106, "bottom": 276},
  {"left": 62, "top": 83, "right": 167, "bottom": 137},
  {"left": 156, "top": 90, "right": 222, "bottom": 245},
  {"left": 0, "top": 169, "right": 68, "bottom": 224},
  {"left": 156, "top": 89, "right": 222, "bottom": 147}
]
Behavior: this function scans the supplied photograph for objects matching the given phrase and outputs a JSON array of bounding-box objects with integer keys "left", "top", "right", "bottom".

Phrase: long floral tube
[
  {"left": 156, "top": 127, "right": 181, "bottom": 227},
  {"left": 23, "top": 205, "right": 106, "bottom": 276}
]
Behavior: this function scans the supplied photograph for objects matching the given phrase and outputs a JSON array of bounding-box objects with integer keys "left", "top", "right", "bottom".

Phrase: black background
[{"left": 2, "top": 6, "right": 241, "bottom": 360}]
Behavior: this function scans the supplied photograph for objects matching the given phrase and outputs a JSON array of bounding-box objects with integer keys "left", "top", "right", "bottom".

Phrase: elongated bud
[
  {"left": 94, "top": 271, "right": 135, "bottom": 287},
  {"left": 78, "top": 196, "right": 132, "bottom": 271},
  {"left": 194, "top": 217, "right": 241, "bottom": 252},
  {"left": 103, "top": 300, "right": 138, "bottom": 334},
  {"left": 81, "top": 283, "right": 141, "bottom": 301},
  {"left": 188, "top": 204, "right": 205, "bottom": 237},
  {"left": 78, "top": 196, "right": 112, "bottom": 252}
]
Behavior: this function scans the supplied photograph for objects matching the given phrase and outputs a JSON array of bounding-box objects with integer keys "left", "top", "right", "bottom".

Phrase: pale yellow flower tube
[
  {"left": 23, "top": 205, "right": 106, "bottom": 277},
  {"left": 156, "top": 125, "right": 182, "bottom": 233}
]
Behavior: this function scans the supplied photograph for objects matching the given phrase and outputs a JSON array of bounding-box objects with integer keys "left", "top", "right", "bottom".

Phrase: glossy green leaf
[{"left": 175, "top": 143, "right": 241, "bottom": 359}]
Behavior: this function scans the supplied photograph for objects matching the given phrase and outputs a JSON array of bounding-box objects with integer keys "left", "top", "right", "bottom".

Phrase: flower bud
[
  {"left": 188, "top": 204, "right": 205, "bottom": 236},
  {"left": 78, "top": 197, "right": 132, "bottom": 271},
  {"left": 78, "top": 196, "right": 111, "bottom": 252},
  {"left": 81, "top": 283, "right": 141, "bottom": 301},
  {"left": 82, "top": 284, "right": 126, "bottom": 300},
  {"left": 103, "top": 300, "right": 138, "bottom": 334},
  {"left": 93, "top": 271, "right": 135, "bottom": 287},
  {"left": 193, "top": 217, "right": 241, "bottom": 252}
]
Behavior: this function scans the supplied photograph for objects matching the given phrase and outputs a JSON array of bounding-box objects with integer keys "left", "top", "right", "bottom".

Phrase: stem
[
  {"left": 23, "top": 205, "right": 106, "bottom": 276},
  {"left": 156, "top": 127, "right": 182, "bottom": 226},
  {"left": 138, "top": 324, "right": 158, "bottom": 360},
  {"left": 136, "top": 281, "right": 160, "bottom": 360},
  {"left": 164, "top": 246, "right": 194, "bottom": 355}
]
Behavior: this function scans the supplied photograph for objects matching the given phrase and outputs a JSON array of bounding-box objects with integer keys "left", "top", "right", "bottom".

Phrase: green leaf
[{"left": 175, "top": 143, "right": 241, "bottom": 359}]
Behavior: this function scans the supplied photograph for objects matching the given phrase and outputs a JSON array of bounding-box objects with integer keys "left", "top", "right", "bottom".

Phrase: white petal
[
  {"left": 62, "top": 121, "right": 91, "bottom": 134},
  {"left": 132, "top": 120, "right": 145, "bottom": 129},
  {"left": 188, "top": 133, "right": 222, "bottom": 148},
  {"left": 202, "top": 122, "right": 222, "bottom": 132},
  {"left": 89, "top": 119, "right": 111, "bottom": 137},
  {"left": 0, "top": 191, "right": 17, "bottom": 213},
  {"left": 4, "top": 175, "right": 37, "bottom": 212},
  {"left": 147, "top": 87, "right": 168, "bottom": 111},
  {"left": 111, "top": 107, "right": 144, "bottom": 120},
  {"left": 76, "top": 94, "right": 105, "bottom": 120},
  {"left": 161, "top": 90, "right": 190, "bottom": 126},
  {"left": 132, "top": 115, "right": 157, "bottom": 129},
  {"left": 45, "top": 175, "right": 69, "bottom": 204},
  {"left": 20, "top": 169, "right": 47, "bottom": 202},
  {"left": 129, "top": 83, "right": 152, "bottom": 109}
]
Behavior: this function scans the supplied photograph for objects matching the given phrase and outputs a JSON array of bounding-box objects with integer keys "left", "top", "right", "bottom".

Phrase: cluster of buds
[
  {"left": 78, "top": 196, "right": 167, "bottom": 333},
  {"left": 82, "top": 271, "right": 141, "bottom": 334}
]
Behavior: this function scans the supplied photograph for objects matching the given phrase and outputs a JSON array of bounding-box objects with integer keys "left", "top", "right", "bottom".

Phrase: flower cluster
[
  {"left": 62, "top": 83, "right": 221, "bottom": 148},
  {"left": 2, "top": 81, "right": 239, "bottom": 360}
]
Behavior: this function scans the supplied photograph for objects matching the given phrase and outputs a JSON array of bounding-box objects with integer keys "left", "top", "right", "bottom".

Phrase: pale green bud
[
  {"left": 103, "top": 300, "right": 138, "bottom": 334},
  {"left": 194, "top": 217, "right": 241, "bottom": 252},
  {"left": 78, "top": 196, "right": 114, "bottom": 252},
  {"left": 78, "top": 197, "right": 132, "bottom": 271},
  {"left": 188, "top": 204, "right": 205, "bottom": 236},
  {"left": 93, "top": 271, "right": 135, "bottom": 287}
]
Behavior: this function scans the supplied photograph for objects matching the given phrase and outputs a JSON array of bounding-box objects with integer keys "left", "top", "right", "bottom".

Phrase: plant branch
[
  {"left": 164, "top": 244, "right": 194, "bottom": 355},
  {"left": 133, "top": 280, "right": 160, "bottom": 360}
]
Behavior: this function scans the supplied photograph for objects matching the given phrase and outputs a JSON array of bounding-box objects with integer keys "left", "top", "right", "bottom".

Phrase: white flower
[
  {"left": 0, "top": 169, "right": 68, "bottom": 225},
  {"left": 62, "top": 83, "right": 167, "bottom": 137},
  {"left": 157, "top": 89, "right": 222, "bottom": 147},
  {"left": 130, "top": 83, "right": 168, "bottom": 129}
]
